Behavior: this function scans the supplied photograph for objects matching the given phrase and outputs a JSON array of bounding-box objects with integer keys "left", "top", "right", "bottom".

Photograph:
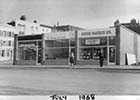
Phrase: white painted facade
[
  {"left": 40, "top": 26, "right": 52, "bottom": 34},
  {"left": 0, "top": 24, "right": 16, "bottom": 61},
  {"left": 15, "top": 20, "right": 52, "bottom": 36}
]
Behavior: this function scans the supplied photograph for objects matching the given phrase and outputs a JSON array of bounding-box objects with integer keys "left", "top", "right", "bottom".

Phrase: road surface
[{"left": 0, "top": 67, "right": 140, "bottom": 95}]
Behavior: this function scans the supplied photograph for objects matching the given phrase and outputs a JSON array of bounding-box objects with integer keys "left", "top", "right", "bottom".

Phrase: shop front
[
  {"left": 42, "top": 31, "right": 75, "bottom": 65},
  {"left": 77, "top": 28, "right": 116, "bottom": 65},
  {"left": 14, "top": 28, "right": 117, "bottom": 65},
  {"left": 14, "top": 34, "right": 42, "bottom": 65}
]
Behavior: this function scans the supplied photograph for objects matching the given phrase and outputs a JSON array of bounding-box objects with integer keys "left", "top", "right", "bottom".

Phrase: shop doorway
[
  {"left": 69, "top": 48, "right": 76, "bottom": 64},
  {"left": 108, "top": 47, "right": 116, "bottom": 64},
  {"left": 36, "top": 41, "right": 42, "bottom": 64},
  {"left": 37, "top": 48, "right": 42, "bottom": 64}
]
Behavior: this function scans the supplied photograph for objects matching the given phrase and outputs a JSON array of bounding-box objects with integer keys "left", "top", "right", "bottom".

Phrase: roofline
[
  {"left": 120, "top": 25, "right": 140, "bottom": 36},
  {"left": 40, "top": 24, "right": 53, "bottom": 28},
  {"left": 18, "top": 34, "right": 42, "bottom": 37},
  {"left": 55, "top": 24, "right": 85, "bottom": 29}
]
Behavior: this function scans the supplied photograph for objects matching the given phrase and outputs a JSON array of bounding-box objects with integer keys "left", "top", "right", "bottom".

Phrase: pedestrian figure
[
  {"left": 99, "top": 49, "right": 104, "bottom": 67},
  {"left": 69, "top": 52, "right": 75, "bottom": 69}
]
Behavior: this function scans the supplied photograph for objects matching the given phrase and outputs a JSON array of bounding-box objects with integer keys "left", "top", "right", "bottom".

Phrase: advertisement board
[
  {"left": 126, "top": 53, "right": 137, "bottom": 65},
  {"left": 85, "top": 39, "right": 100, "bottom": 45},
  {"left": 78, "top": 28, "right": 115, "bottom": 38},
  {"left": 44, "top": 31, "right": 75, "bottom": 40}
]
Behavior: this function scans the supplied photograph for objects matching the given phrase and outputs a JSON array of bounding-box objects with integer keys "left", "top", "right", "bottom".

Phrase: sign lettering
[
  {"left": 85, "top": 39, "right": 100, "bottom": 45},
  {"left": 79, "top": 28, "right": 115, "bottom": 38}
]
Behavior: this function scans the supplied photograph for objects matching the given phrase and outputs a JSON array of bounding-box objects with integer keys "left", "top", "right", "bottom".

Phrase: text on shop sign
[{"left": 81, "top": 30, "right": 112, "bottom": 36}]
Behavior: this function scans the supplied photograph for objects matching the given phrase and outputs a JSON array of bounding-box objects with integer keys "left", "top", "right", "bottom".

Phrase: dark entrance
[{"left": 38, "top": 48, "right": 42, "bottom": 63}]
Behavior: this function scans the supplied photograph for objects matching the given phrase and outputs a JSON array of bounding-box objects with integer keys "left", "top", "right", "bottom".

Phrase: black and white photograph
[
  {"left": 0, "top": 0, "right": 140, "bottom": 97},
  {"left": 0, "top": 95, "right": 139, "bottom": 100}
]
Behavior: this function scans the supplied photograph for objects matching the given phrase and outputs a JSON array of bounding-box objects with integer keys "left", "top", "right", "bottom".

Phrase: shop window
[
  {"left": 70, "top": 39, "right": 75, "bottom": 47},
  {"left": 109, "top": 36, "right": 116, "bottom": 45},
  {"left": 45, "top": 39, "right": 69, "bottom": 47},
  {"left": 109, "top": 47, "right": 115, "bottom": 63},
  {"left": 79, "top": 47, "right": 107, "bottom": 60},
  {"left": 38, "top": 41, "right": 42, "bottom": 48},
  {"left": 45, "top": 48, "right": 69, "bottom": 60},
  {"left": 18, "top": 41, "right": 37, "bottom": 60},
  {"left": 18, "top": 47, "right": 36, "bottom": 60}
]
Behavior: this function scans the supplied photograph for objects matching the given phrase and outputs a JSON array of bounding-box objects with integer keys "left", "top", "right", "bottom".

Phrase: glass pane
[
  {"left": 18, "top": 47, "right": 36, "bottom": 60},
  {"left": 80, "top": 47, "right": 107, "bottom": 60},
  {"left": 70, "top": 39, "right": 75, "bottom": 47},
  {"left": 45, "top": 39, "right": 69, "bottom": 47},
  {"left": 18, "top": 41, "right": 37, "bottom": 60},
  {"left": 109, "top": 47, "right": 115, "bottom": 63},
  {"left": 109, "top": 36, "right": 116, "bottom": 45},
  {"left": 45, "top": 48, "right": 69, "bottom": 60}
]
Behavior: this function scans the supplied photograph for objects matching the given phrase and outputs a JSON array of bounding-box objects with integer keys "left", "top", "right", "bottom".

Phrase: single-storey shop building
[{"left": 13, "top": 25, "right": 140, "bottom": 66}]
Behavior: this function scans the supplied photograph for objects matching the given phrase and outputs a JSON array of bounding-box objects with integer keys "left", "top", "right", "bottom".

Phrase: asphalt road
[{"left": 0, "top": 67, "right": 140, "bottom": 95}]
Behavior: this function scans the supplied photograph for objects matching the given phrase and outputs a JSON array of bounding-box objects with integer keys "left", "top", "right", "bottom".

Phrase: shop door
[
  {"left": 69, "top": 48, "right": 76, "bottom": 64},
  {"left": 38, "top": 48, "right": 42, "bottom": 63},
  {"left": 108, "top": 47, "right": 116, "bottom": 64}
]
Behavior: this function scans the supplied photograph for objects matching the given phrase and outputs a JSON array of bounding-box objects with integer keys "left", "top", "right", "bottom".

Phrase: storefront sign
[
  {"left": 44, "top": 31, "right": 75, "bottom": 40},
  {"left": 78, "top": 28, "right": 115, "bottom": 38},
  {"left": 85, "top": 39, "right": 100, "bottom": 45}
]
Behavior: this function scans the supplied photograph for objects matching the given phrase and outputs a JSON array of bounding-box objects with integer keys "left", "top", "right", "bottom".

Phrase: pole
[
  {"left": 13, "top": 34, "right": 18, "bottom": 65},
  {"left": 68, "top": 39, "right": 71, "bottom": 66},
  {"left": 36, "top": 41, "right": 38, "bottom": 64}
]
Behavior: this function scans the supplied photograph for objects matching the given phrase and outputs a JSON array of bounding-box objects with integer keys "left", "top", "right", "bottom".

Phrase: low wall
[
  {"left": 76, "top": 60, "right": 107, "bottom": 65},
  {"left": 14, "top": 60, "right": 107, "bottom": 66},
  {"left": 15, "top": 60, "right": 36, "bottom": 65},
  {"left": 42, "top": 60, "right": 69, "bottom": 65}
]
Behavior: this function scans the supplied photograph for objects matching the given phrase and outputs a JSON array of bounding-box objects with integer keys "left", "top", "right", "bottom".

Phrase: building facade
[
  {"left": 76, "top": 28, "right": 116, "bottom": 65},
  {"left": 0, "top": 25, "right": 16, "bottom": 61},
  {"left": 15, "top": 20, "right": 52, "bottom": 36},
  {"left": 13, "top": 25, "right": 140, "bottom": 66}
]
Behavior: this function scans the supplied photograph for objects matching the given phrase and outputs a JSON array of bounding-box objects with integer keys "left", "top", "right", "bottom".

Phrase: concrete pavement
[
  {"left": 0, "top": 61, "right": 140, "bottom": 95},
  {"left": 0, "top": 61, "right": 140, "bottom": 70}
]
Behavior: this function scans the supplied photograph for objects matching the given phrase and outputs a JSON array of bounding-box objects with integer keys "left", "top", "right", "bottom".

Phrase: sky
[
  {"left": 0, "top": 0, "right": 140, "bottom": 29},
  {"left": 0, "top": 95, "right": 140, "bottom": 100}
]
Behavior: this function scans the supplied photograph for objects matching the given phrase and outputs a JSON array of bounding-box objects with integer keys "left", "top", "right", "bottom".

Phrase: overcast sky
[{"left": 0, "top": 0, "right": 140, "bottom": 29}]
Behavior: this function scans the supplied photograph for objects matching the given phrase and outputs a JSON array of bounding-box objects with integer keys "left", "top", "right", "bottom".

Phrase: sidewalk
[
  {"left": 0, "top": 61, "right": 140, "bottom": 70},
  {"left": 41, "top": 65, "right": 140, "bottom": 70}
]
